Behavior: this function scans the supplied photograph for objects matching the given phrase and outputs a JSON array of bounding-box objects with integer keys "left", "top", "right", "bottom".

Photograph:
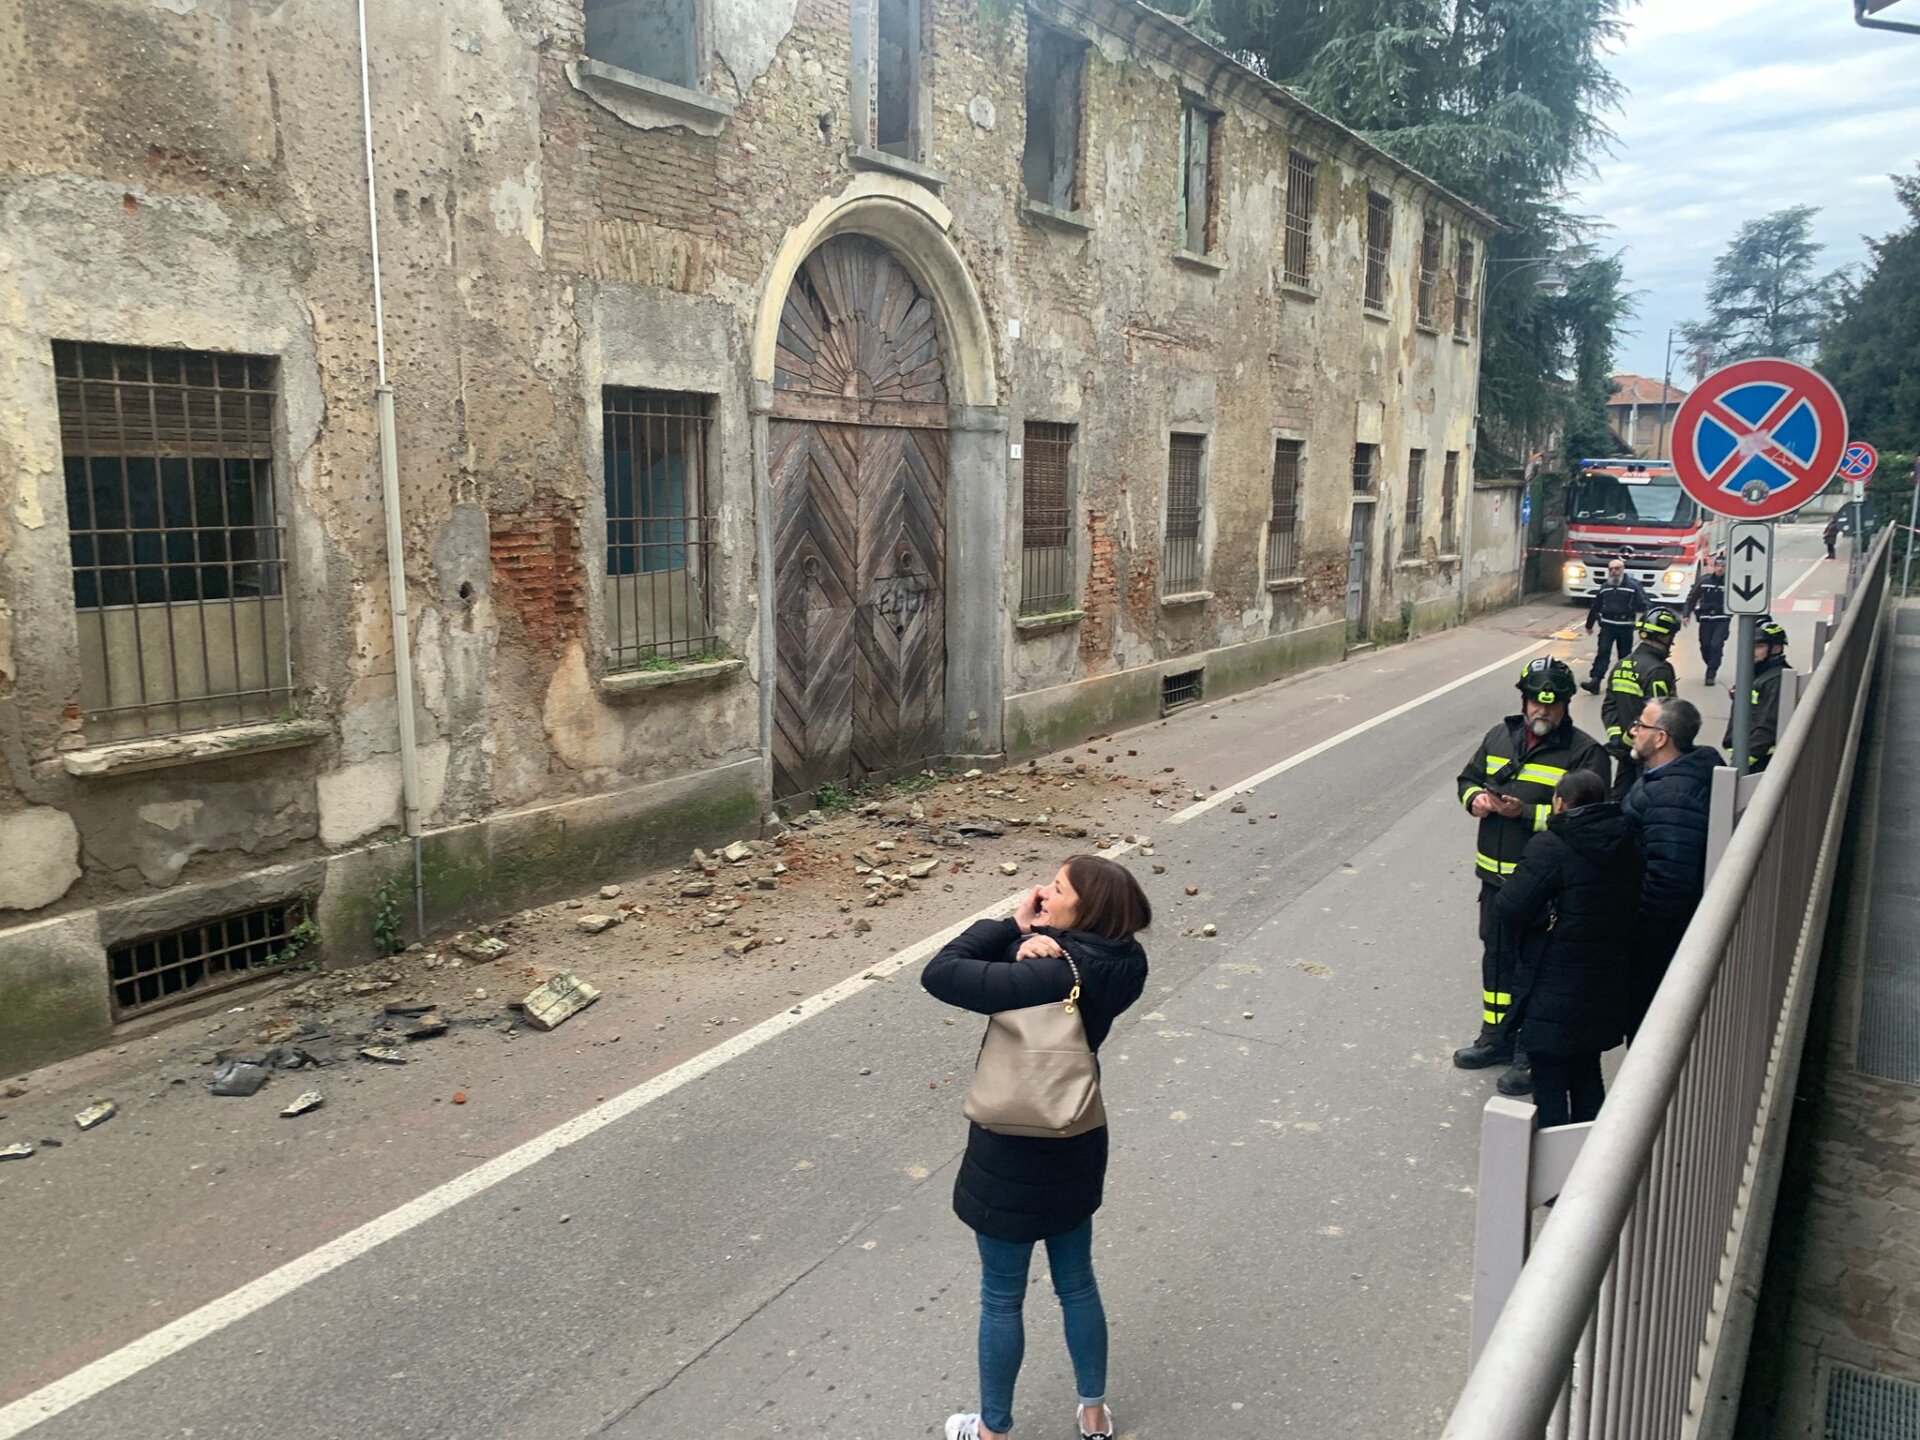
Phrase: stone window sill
[
  {"left": 1436, "top": 552, "right": 1462, "bottom": 564},
  {"left": 1020, "top": 199, "right": 1094, "bottom": 234},
  {"left": 848, "top": 146, "right": 947, "bottom": 189},
  {"left": 1453, "top": 330, "right": 1474, "bottom": 346},
  {"left": 1266, "top": 576, "right": 1306, "bottom": 592},
  {"left": 1172, "top": 249, "right": 1226, "bottom": 274},
  {"left": 1363, "top": 305, "right": 1392, "bottom": 323},
  {"left": 1351, "top": 493, "right": 1378, "bottom": 505},
  {"left": 1416, "top": 321, "right": 1442, "bottom": 336},
  {"left": 1396, "top": 555, "right": 1431, "bottom": 571},
  {"left": 1160, "top": 590, "right": 1213, "bottom": 608},
  {"left": 599, "top": 657, "right": 744, "bottom": 698},
  {"left": 575, "top": 58, "right": 734, "bottom": 136},
  {"left": 1014, "top": 608, "right": 1085, "bottom": 635},
  {"left": 1279, "top": 279, "right": 1318, "bottom": 301},
  {"left": 62, "top": 718, "right": 330, "bottom": 778}
]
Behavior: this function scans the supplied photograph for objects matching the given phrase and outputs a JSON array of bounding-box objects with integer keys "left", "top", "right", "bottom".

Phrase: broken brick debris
[{"left": 521, "top": 971, "right": 601, "bottom": 1031}]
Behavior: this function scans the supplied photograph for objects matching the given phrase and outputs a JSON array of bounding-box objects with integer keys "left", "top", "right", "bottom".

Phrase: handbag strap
[{"left": 1062, "top": 950, "right": 1083, "bottom": 1015}]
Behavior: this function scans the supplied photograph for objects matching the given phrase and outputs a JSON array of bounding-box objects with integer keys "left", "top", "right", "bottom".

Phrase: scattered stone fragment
[
  {"left": 262, "top": 1046, "right": 318, "bottom": 1071},
  {"left": 964, "top": 768, "right": 984, "bottom": 780},
  {"left": 725, "top": 937, "right": 763, "bottom": 957},
  {"left": 956, "top": 820, "right": 1005, "bottom": 838},
  {"left": 908, "top": 859, "right": 940, "bottom": 879},
  {"left": 522, "top": 971, "right": 602, "bottom": 1031},
  {"left": 679, "top": 879, "right": 715, "bottom": 898},
  {"left": 453, "top": 1091, "right": 469, "bottom": 1104},
  {"left": 74, "top": 1101, "right": 117, "bottom": 1130},
  {"left": 1152, "top": 864, "right": 1167, "bottom": 875},
  {"left": 280, "top": 1091, "right": 325, "bottom": 1118},
  {"left": 401, "top": 1013, "right": 447, "bottom": 1041},
  {"left": 854, "top": 848, "right": 883, "bottom": 868},
  {"left": 755, "top": 876, "right": 778, "bottom": 891},
  {"left": 576, "top": 914, "right": 620, "bottom": 935},
  {"left": 38, "top": 1138, "right": 62, "bottom": 1148},
  {"left": 721, "top": 841, "right": 753, "bottom": 864},
  {"left": 450, "top": 932, "right": 511, "bottom": 964},
  {"left": 359, "top": 1046, "right": 407, "bottom": 1065},
  {"left": 1185, "top": 885, "right": 1199, "bottom": 896},
  {"left": 349, "top": 980, "right": 392, "bottom": 995},
  {"left": 599, "top": 884, "right": 623, "bottom": 899},
  {"left": 1201, "top": 923, "right": 1219, "bottom": 938},
  {"left": 0, "top": 1142, "right": 33, "bottom": 1161},
  {"left": 1000, "top": 862, "right": 1019, "bottom": 875},
  {"left": 773, "top": 861, "right": 789, "bottom": 876},
  {"left": 691, "top": 848, "right": 710, "bottom": 868},
  {"left": 384, "top": 1002, "right": 437, "bottom": 1016},
  {"left": 1230, "top": 802, "right": 1247, "bottom": 814},
  {"left": 3, "top": 1081, "right": 27, "bottom": 1099},
  {"left": 1243, "top": 1011, "right": 1255, "bottom": 1019},
  {"left": 853, "top": 918, "right": 873, "bottom": 934},
  {"left": 858, "top": 1067, "right": 872, "bottom": 1076}
]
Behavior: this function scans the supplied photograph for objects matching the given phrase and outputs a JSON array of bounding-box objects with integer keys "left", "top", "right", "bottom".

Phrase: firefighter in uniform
[
  {"left": 1723, "top": 615, "right": 1792, "bottom": 773},
  {"left": 1454, "top": 657, "right": 1611, "bottom": 1093},
  {"left": 1685, "top": 550, "right": 1730, "bottom": 686},
  {"left": 1602, "top": 606, "right": 1680, "bottom": 800}
]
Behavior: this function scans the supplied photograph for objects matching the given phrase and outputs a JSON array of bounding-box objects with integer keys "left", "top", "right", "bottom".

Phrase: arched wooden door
[{"left": 769, "top": 236, "right": 948, "bottom": 801}]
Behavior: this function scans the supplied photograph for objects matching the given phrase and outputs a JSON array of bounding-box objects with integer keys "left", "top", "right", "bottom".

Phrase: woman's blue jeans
[{"left": 975, "top": 1218, "right": 1107, "bottom": 1434}]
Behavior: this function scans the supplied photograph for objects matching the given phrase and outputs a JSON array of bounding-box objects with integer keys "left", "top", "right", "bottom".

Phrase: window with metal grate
[
  {"left": 603, "top": 388, "right": 719, "bottom": 669},
  {"left": 1404, "top": 449, "right": 1427, "bottom": 556},
  {"left": 55, "top": 341, "right": 293, "bottom": 743},
  {"left": 108, "top": 898, "right": 312, "bottom": 1020},
  {"left": 1441, "top": 451, "right": 1461, "bottom": 553},
  {"left": 1020, "top": 421, "right": 1075, "bottom": 615},
  {"left": 1164, "top": 433, "right": 1206, "bottom": 593},
  {"left": 1417, "top": 218, "right": 1442, "bottom": 327},
  {"left": 1352, "top": 442, "right": 1378, "bottom": 495},
  {"left": 1455, "top": 239, "right": 1477, "bottom": 339},
  {"left": 1284, "top": 151, "right": 1316, "bottom": 287},
  {"left": 1364, "top": 193, "right": 1392, "bottom": 312},
  {"left": 1267, "top": 440, "right": 1302, "bottom": 580},
  {"left": 1161, "top": 668, "right": 1204, "bottom": 713}
]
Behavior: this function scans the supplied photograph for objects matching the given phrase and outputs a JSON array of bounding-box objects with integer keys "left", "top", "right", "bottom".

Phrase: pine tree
[{"left": 1681, "top": 207, "right": 1840, "bottom": 368}]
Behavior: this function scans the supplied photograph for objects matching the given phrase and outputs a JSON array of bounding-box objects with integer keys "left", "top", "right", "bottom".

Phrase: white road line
[
  {"left": 1775, "top": 553, "right": 1827, "bottom": 606},
  {"left": 2, "top": 627, "right": 1557, "bottom": 1434},
  {"left": 1168, "top": 637, "right": 1550, "bottom": 825}
]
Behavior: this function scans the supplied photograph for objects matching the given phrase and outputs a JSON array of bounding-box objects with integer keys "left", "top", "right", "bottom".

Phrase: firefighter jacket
[
  {"left": 1458, "top": 715, "right": 1611, "bottom": 885},
  {"left": 1685, "top": 572, "right": 1727, "bottom": 622},
  {"left": 1587, "top": 576, "right": 1648, "bottom": 632},
  {"left": 1722, "top": 655, "right": 1792, "bottom": 772},
  {"left": 1601, "top": 642, "right": 1677, "bottom": 746}
]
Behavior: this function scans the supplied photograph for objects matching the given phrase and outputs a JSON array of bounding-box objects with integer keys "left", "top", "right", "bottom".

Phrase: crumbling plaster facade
[{"left": 0, "top": 0, "right": 1506, "bottom": 1070}]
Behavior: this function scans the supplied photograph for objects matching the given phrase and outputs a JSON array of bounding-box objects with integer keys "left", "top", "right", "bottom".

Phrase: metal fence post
[
  {"left": 1705, "top": 764, "right": 1738, "bottom": 885},
  {"left": 1473, "top": 1095, "right": 1540, "bottom": 1362}
]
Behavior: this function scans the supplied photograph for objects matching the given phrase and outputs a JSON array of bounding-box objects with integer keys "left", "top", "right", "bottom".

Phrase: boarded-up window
[
  {"left": 1365, "top": 193, "right": 1392, "bottom": 312},
  {"left": 1021, "top": 422, "right": 1075, "bottom": 615},
  {"left": 1404, "top": 449, "right": 1427, "bottom": 555},
  {"left": 1352, "top": 442, "right": 1377, "bottom": 494},
  {"left": 1164, "top": 434, "right": 1206, "bottom": 592},
  {"left": 1455, "top": 239, "right": 1476, "bottom": 339},
  {"left": 1022, "top": 23, "right": 1084, "bottom": 210},
  {"left": 584, "top": 0, "right": 698, "bottom": 90},
  {"left": 1442, "top": 451, "right": 1461, "bottom": 553},
  {"left": 603, "top": 389, "right": 717, "bottom": 668},
  {"left": 55, "top": 341, "right": 292, "bottom": 741},
  {"left": 1418, "top": 219, "right": 1442, "bottom": 327},
  {"left": 1178, "top": 104, "right": 1218, "bottom": 255},
  {"left": 1267, "top": 439, "right": 1302, "bottom": 580},
  {"left": 1284, "top": 150, "right": 1316, "bottom": 287}
]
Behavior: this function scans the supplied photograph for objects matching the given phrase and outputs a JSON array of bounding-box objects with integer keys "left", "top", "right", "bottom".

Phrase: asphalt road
[{"left": 1, "top": 529, "right": 1844, "bottom": 1440}]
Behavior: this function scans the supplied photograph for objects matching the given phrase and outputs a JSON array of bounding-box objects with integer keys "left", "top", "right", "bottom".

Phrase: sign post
[
  {"left": 1905, "top": 455, "right": 1920, "bottom": 597},
  {"left": 1839, "top": 442, "right": 1878, "bottom": 591},
  {"left": 1725, "top": 522, "right": 1774, "bottom": 776}
]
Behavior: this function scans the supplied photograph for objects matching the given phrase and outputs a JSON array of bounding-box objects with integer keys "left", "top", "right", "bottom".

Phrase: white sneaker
[
  {"left": 1078, "top": 1403, "right": 1115, "bottom": 1439},
  {"left": 943, "top": 1414, "right": 982, "bottom": 1440}
]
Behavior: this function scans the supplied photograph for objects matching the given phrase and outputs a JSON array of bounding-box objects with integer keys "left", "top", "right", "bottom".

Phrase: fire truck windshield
[{"left": 1567, "top": 474, "right": 1699, "bottom": 529}]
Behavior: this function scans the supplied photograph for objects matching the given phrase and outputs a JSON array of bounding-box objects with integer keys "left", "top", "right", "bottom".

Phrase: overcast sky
[{"left": 1583, "top": 0, "right": 1920, "bottom": 384}]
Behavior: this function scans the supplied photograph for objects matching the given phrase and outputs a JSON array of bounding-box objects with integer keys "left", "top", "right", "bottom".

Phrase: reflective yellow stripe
[
  {"left": 1485, "top": 755, "right": 1512, "bottom": 774},
  {"left": 1476, "top": 853, "right": 1519, "bottom": 875},
  {"left": 1611, "top": 678, "right": 1645, "bottom": 696},
  {"left": 1483, "top": 991, "right": 1512, "bottom": 1005},
  {"left": 1516, "top": 764, "right": 1566, "bottom": 786},
  {"left": 1461, "top": 785, "right": 1485, "bottom": 811},
  {"left": 1483, "top": 1009, "right": 1504, "bottom": 1024},
  {"left": 1533, "top": 804, "right": 1551, "bottom": 832},
  {"left": 1652, "top": 679, "right": 1672, "bottom": 697}
]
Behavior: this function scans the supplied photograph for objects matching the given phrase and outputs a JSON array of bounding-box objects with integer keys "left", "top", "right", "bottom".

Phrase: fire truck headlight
[
  {"left": 1565, "top": 561, "right": 1587, "bottom": 582},
  {"left": 1662, "top": 568, "right": 1687, "bottom": 589}
]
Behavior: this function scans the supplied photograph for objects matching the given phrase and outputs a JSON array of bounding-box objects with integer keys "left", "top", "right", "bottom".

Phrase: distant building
[{"left": 1608, "top": 375, "right": 1687, "bottom": 459}]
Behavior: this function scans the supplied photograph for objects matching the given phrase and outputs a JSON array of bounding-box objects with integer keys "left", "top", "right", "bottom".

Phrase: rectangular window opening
[
  {"left": 55, "top": 340, "right": 293, "bottom": 743},
  {"left": 1161, "top": 667, "right": 1204, "bottom": 714},
  {"left": 603, "top": 388, "right": 718, "bottom": 669},
  {"left": 584, "top": 0, "right": 698, "bottom": 91},
  {"left": 1020, "top": 421, "right": 1075, "bottom": 616},
  {"left": 1441, "top": 451, "right": 1461, "bottom": 553},
  {"left": 1284, "top": 150, "right": 1316, "bottom": 287},
  {"left": 874, "top": 0, "right": 923, "bottom": 159},
  {"left": 1455, "top": 239, "right": 1476, "bottom": 339},
  {"left": 1022, "top": 23, "right": 1084, "bottom": 211},
  {"left": 108, "top": 898, "right": 311, "bottom": 1021},
  {"left": 1352, "top": 442, "right": 1378, "bottom": 495},
  {"left": 1178, "top": 104, "right": 1218, "bottom": 255},
  {"left": 1164, "top": 433, "right": 1206, "bottom": 593},
  {"left": 1267, "top": 439, "right": 1302, "bottom": 581},
  {"left": 1403, "top": 449, "right": 1427, "bottom": 556},
  {"left": 1364, "top": 192, "right": 1392, "bottom": 312},
  {"left": 1417, "top": 218, "right": 1442, "bottom": 327}
]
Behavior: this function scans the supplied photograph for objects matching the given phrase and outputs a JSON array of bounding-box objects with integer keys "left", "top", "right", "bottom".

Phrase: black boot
[
  {"left": 1704, "top": 669, "right": 1717, "bottom": 687},
  {"left": 1580, "top": 677, "right": 1601, "bottom": 695},
  {"left": 1497, "top": 1047, "right": 1535, "bottom": 1096},
  {"left": 1453, "top": 1025, "right": 1515, "bottom": 1070}
]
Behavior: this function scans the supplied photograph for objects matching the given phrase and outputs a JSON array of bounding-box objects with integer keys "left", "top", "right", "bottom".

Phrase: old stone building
[{"left": 0, "top": 0, "right": 1508, "bottom": 1068}]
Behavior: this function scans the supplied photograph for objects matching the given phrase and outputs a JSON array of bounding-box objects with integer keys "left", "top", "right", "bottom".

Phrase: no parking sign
[{"left": 1667, "top": 358, "right": 1850, "bottom": 520}]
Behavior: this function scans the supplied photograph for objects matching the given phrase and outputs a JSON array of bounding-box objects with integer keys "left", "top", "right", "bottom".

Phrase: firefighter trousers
[
  {"left": 1697, "top": 617, "right": 1729, "bottom": 678},
  {"left": 1478, "top": 879, "right": 1523, "bottom": 1034}
]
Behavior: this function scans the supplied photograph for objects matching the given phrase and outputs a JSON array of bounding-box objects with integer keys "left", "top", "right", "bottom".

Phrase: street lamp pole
[{"left": 1655, "top": 329, "right": 1676, "bottom": 458}]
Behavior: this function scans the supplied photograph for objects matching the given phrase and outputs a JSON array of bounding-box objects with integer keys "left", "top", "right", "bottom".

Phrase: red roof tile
[{"left": 1609, "top": 373, "right": 1687, "bottom": 406}]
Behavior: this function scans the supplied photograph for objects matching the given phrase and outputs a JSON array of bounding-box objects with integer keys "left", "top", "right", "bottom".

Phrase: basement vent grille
[
  {"left": 1825, "top": 1364, "right": 1920, "bottom": 1438},
  {"left": 1162, "top": 668, "right": 1204, "bottom": 714},
  {"left": 108, "top": 899, "right": 311, "bottom": 1020}
]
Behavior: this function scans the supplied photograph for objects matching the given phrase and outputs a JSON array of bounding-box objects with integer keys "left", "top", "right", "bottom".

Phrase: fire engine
[{"left": 1560, "top": 459, "right": 1721, "bottom": 604}]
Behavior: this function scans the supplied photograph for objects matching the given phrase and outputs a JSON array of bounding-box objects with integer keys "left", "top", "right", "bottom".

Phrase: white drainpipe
[{"left": 356, "top": 0, "right": 427, "bottom": 937}]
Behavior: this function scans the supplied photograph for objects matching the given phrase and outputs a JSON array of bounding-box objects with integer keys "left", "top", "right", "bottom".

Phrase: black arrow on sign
[
  {"left": 1733, "top": 533, "right": 1768, "bottom": 560},
  {"left": 1733, "top": 578, "right": 1764, "bottom": 601}
]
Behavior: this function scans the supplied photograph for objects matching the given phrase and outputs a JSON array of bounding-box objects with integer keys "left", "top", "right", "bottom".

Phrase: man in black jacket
[
  {"left": 1602, "top": 606, "right": 1680, "bottom": 800},
  {"left": 1622, "top": 696, "right": 1725, "bottom": 1035},
  {"left": 1722, "top": 616, "right": 1792, "bottom": 773},
  {"left": 1454, "top": 656, "right": 1610, "bottom": 1092},
  {"left": 1582, "top": 557, "right": 1648, "bottom": 693},
  {"left": 1684, "top": 550, "right": 1729, "bottom": 686}
]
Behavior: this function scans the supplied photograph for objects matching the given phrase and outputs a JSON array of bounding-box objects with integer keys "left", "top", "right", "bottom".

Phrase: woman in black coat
[
  {"left": 1495, "top": 769, "right": 1641, "bottom": 1128},
  {"left": 922, "top": 854, "right": 1151, "bottom": 1440}
]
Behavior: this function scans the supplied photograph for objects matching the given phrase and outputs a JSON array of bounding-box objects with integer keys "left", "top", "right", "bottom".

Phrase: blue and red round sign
[
  {"left": 1839, "top": 442, "right": 1879, "bottom": 480},
  {"left": 1668, "top": 358, "right": 1851, "bottom": 520}
]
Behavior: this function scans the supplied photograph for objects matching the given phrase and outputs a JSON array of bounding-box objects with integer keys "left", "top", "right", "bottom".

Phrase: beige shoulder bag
[{"left": 963, "top": 951, "right": 1107, "bottom": 1139}]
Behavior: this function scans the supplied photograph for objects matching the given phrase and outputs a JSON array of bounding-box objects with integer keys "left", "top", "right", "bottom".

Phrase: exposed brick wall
[
  {"left": 490, "top": 510, "right": 585, "bottom": 652},
  {"left": 1079, "top": 509, "right": 1117, "bottom": 665}
]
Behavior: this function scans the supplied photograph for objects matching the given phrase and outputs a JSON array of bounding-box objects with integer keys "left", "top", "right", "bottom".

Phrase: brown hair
[{"left": 1062, "top": 854, "right": 1153, "bottom": 940}]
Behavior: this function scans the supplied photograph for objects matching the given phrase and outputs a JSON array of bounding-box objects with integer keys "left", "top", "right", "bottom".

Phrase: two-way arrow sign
[{"left": 1726, "top": 521, "right": 1774, "bottom": 616}]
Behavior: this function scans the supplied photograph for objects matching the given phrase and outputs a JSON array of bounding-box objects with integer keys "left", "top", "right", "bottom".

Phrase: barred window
[
  {"left": 1455, "top": 239, "right": 1476, "bottom": 339},
  {"left": 1020, "top": 422, "right": 1075, "bottom": 616},
  {"left": 584, "top": 0, "right": 698, "bottom": 91},
  {"left": 1164, "top": 434, "right": 1206, "bottom": 593},
  {"left": 1403, "top": 449, "right": 1427, "bottom": 556},
  {"left": 1284, "top": 150, "right": 1316, "bottom": 287},
  {"left": 55, "top": 341, "right": 292, "bottom": 742},
  {"left": 1364, "top": 193, "right": 1392, "bottom": 312},
  {"left": 1418, "top": 219, "right": 1442, "bottom": 327},
  {"left": 109, "top": 899, "right": 311, "bottom": 1020},
  {"left": 603, "top": 389, "right": 717, "bottom": 668},
  {"left": 1352, "top": 442, "right": 1377, "bottom": 495},
  {"left": 1442, "top": 451, "right": 1461, "bottom": 553},
  {"left": 1267, "top": 440, "right": 1302, "bottom": 581},
  {"left": 1178, "top": 104, "right": 1218, "bottom": 255}
]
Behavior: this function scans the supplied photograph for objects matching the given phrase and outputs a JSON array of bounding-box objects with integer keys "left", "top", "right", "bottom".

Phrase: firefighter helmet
[
  {"left": 1756, "top": 615, "right": 1788, "bottom": 648},
  {"left": 1640, "top": 606, "right": 1682, "bottom": 641},
  {"left": 1517, "top": 656, "right": 1578, "bottom": 705}
]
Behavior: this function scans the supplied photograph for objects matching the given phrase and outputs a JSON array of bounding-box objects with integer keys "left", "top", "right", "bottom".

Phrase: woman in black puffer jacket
[
  {"left": 922, "top": 854, "right": 1151, "bottom": 1440},
  {"left": 1495, "top": 770, "right": 1641, "bottom": 1128}
]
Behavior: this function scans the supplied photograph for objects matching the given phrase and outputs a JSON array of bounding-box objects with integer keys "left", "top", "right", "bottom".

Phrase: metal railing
[{"left": 1446, "top": 531, "right": 1892, "bottom": 1440}]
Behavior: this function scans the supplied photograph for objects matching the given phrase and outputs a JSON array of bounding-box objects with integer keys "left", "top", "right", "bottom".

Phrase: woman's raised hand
[
  {"left": 1013, "top": 886, "right": 1045, "bottom": 934},
  {"left": 1017, "top": 933, "right": 1065, "bottom": 961}
]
